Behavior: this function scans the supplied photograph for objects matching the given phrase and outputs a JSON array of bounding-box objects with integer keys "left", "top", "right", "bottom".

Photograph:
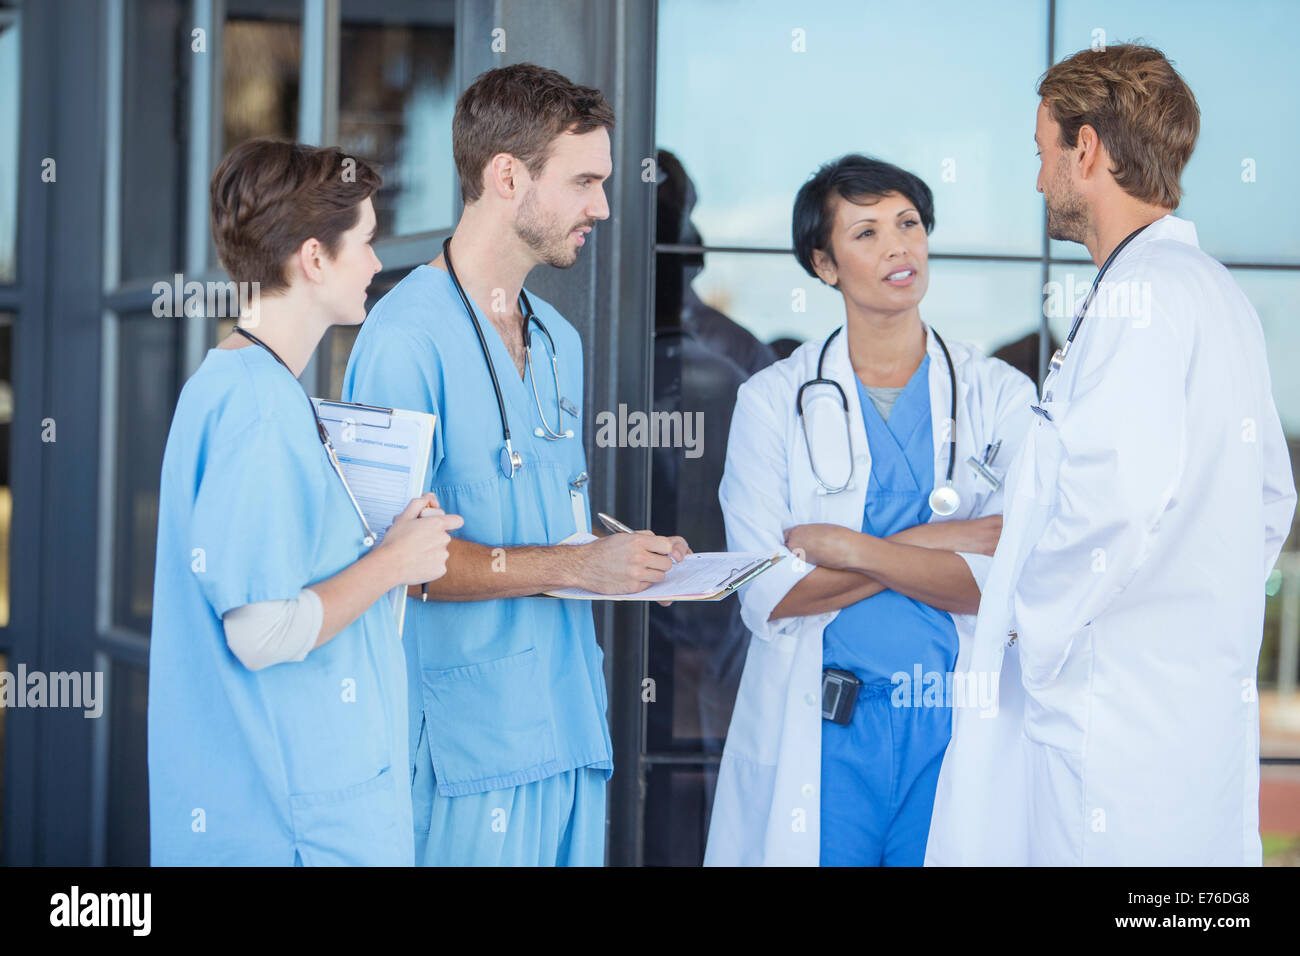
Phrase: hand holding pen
[
  {"left": 375, "top": 493, "right": 463, "bottom": 594},
  {"left": 592, "top": 512, "right": 692, "bottom": 606}
]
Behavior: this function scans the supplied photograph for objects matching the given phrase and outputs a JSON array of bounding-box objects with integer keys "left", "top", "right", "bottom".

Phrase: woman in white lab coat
[{"left": 703, "top": 155, "right": 1036, "bottom": 866}]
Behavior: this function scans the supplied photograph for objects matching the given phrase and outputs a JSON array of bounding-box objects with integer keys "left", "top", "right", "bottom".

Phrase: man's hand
[
  {"left": 783, "top": 523, "right": 865, "bottom": 571},
  {"left": 577, "top": 530, "right": 691, "bottom": 598}
]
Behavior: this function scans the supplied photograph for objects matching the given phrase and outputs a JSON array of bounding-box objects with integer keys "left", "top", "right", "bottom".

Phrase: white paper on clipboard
[{"left": 311, "top": 398, "right": 437, "bottom": 637}]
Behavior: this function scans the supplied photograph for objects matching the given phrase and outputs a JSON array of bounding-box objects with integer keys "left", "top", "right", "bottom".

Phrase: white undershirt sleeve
[{"left": 222, "top": 588, "right": 324, "bottom": 671}]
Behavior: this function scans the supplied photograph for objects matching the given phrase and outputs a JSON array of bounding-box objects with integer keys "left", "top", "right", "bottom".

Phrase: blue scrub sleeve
[
  {"left": 344, "top": 326, "right": 444, "bottom": 479},
  {"left": 190, "top": 418, "right": 327, "bottom": 617}
]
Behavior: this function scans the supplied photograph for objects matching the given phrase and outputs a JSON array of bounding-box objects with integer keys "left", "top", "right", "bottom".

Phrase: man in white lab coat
[{"left": 927, "top": 43, "right": 1296, "bottom": 866}]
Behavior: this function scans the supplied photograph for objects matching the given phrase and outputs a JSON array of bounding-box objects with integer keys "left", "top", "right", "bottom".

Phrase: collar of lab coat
[
  {"left": 815, "top": 321, "right": 974, "bottom": 524},
  {"left": 1117, "top": 213, "right": 1199, "bottom": 256}
]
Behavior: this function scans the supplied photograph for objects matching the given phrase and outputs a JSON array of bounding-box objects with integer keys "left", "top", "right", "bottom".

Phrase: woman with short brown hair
[{"left": 147, "top": 138, "right": 462, "bottom": 866}]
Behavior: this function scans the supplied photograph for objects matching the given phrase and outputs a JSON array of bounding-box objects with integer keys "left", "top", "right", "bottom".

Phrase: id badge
[{"left": 570, "top": 489, "right": 589, "bottom": 535}]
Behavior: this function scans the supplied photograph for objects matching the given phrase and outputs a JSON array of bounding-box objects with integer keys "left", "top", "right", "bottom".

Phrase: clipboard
[{"left": 311, "top": 397, "right": 437, "bottom": 637}]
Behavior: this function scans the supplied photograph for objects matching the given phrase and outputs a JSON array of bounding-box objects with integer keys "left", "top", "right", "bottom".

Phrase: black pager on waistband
[{"left": 822, "top": 667, "right": 861, "bottom": 725}]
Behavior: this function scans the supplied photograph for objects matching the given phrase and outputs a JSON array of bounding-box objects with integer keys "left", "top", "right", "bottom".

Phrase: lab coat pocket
[
  {"left": 1020, "top": 621, "right": 1093, "bottom": 752},
  {"left": 420, "top": 647, "right": 558, "bottom": 791},
  {"left": 289, "top": 766, "right": 406, "bottom": 866}
]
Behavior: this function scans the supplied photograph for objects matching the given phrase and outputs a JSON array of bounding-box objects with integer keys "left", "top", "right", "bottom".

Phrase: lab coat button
[
  {"left": 801, "top": 783, "right": 815, "bottom": 798},
  {"left": 804, "top": 692, "right": 817, "bottom": 706}
]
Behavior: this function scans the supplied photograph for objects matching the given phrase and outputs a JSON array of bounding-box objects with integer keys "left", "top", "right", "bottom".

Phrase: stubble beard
[
  {"left": 514, "top": 186, "right": 581, "bottom": 269},
  {"left": 1044, "top": 156, "right": 1089, "bottom": 245}
]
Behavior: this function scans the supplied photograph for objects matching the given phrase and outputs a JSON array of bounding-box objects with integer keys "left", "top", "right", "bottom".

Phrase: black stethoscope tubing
[
  {"left": 1035, "top": 222, "right": 1151, "bottom": 416},
  {"left": 231, "top": 325, "right": 378, "bottom": 546},
  {"left": 797, "top": 324, "right": 959, "bottom": 488},
  {"left": 442, "top": 237, "right": 565, "bottom": 478},
  {"left": 1053, "top": 223, "right": 1151, "bottom": 374}
]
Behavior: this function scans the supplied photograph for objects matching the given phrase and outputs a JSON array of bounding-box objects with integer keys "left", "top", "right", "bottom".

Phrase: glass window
[
  {"left": 112, "top": 312, "right": 181, "bottom": 636},
  {"left": 1051, "top": 0, "right": 1300, "bottom": 264},
  {"left": 0, "top": 313, "right": 11, "bottom": 628},
  {"left": 222, "top": 0, "right": 302, "bottom": 154},
  {"left": 656, "top": 0, "right": 1048, "bottom": 255},
  {"left": 105, "top": 660, "right": 149, "bottom": 865},
  {"left": 643, "top": 763, "right": 719, "bottom": 867},
  {"left": 0, "top": 2, "right": 18, "bottom": 284},
  {"left": 119, "top": 0, "right": 191, "bottom": 283},
  {"left": 338, "top": 0, "right": 456, "bottom": 237},
  {"left": 683, "top": 251, "right": 1043, "bottom": 359},
  {"left": 0, "top": 648, "right": 6, "bottom": 856},
  {"left": 1232, "top": 270, "right": 1300, "bottom": 437}
]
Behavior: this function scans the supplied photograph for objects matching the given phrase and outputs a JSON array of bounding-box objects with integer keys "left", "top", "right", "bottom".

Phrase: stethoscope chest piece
[
  {"left": 928, "top": 482, "right": 961, "bottom": 517},
  {"left": 499, "top": 441, "right": 522, "bottom": 479}
]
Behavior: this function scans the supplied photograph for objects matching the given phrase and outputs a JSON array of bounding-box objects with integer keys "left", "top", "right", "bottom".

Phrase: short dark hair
[
  {"left": 453, "top": 63, "right": 615, "bottom": 204},
  {"left": 210, "top": 138, "right": 381, "bottom": 293},
  {"left": 792, "top": 154, "right": 935, "bottom": 281}
]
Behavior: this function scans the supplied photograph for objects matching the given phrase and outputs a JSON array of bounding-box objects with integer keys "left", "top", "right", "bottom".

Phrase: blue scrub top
[
  {"left": 342, "top": 265, "right": 613, "bottom": 798},
  {"left": 147, "top": 346, "right": 412, "bottom": 865},
  {"left": 822, "top": 356, "right": 959, "bottom": 682}
]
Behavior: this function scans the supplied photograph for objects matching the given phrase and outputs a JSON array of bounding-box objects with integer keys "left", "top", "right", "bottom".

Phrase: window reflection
[
  {"left": 0, "top": 648, "right": 6, "bottom": 856},
  {"left": 1052, "top": 0, "right": 1300, "bottom": 264},
  {"left": 106, "top": 661, "right": 149, "bottom": 865},
  {"left": 339, "top": 1, "right": 456, "bottom": 237},
  {"left": 222, "top": 2, "right": 301, "bottom": 153},
  {"left": 644, "top": 764, "right": 719, "bottom": 867},
  {"left": 113, "top": 313, "right": 180, "bottom": 636},
  {"left": 120, "top": 0, "right": 191, "bottom": 284},
  {"left": 0, "top": 2, "right": 17, "bottom": 284},
  {"left": 656, "top": 0, "right": 1047, "bottom": 254},
  {"left": 0, "top": 313, "right": 11, "bottom": 628}
]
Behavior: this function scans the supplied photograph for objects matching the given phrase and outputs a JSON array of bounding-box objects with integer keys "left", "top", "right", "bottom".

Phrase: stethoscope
[
  {"left": 232, "top": 326, "right": 379, "bottom": 547},
  {"left": 442, "top": 238, "right": 573, "bottom": 480},
  {"left": 797, "top": 325, "right": 962, "bottom": 516},
  {"left": 1033, "top": 222, "right": 1150, "bottom": 417}
]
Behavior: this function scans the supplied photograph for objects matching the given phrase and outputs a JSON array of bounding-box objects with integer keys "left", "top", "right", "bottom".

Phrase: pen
[
  {"left": 420, "top": 504, "right": 443, "bottom": 602},
  {"left": 597, "top": 512, "right": 635, "bottom": 534}
]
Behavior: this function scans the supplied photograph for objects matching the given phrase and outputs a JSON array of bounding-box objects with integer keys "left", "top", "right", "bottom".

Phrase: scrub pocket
[
  {"left": 420, "top": 646, "right": 558, "bottom": 791},
  {"left": 289, "top": 766, "right": 404, "bottom": 866}
]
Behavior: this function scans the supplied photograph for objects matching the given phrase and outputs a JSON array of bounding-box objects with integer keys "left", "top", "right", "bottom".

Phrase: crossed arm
[{"left": 769, "top": 515, "right": 1002, "bottom": 620}]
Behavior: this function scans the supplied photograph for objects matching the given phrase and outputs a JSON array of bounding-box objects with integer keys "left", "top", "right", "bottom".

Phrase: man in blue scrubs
[{"left": 344, "top": 63, "right": 688, "bottom": 866}]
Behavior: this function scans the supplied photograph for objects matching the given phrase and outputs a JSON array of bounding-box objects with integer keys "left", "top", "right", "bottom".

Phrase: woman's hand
[
  {"left": 783, "top": 523, "right": 865, "bottom": 571},
  {"left": 377, "top": 493, "right": 465, "bottom": 586},
  {"left": 893, "top": 514, "right": 1003, "bottom": 556}
]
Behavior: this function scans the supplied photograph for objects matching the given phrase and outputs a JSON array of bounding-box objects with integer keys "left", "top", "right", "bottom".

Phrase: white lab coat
[
  {"left": 704, "top": 323, "right": 1037, "bottom": 866},
  {"left": 926, "top": 216, "right": 1297, "bottom": 866}
]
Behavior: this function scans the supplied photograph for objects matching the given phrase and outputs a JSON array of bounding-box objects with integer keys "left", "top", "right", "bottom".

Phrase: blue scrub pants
[
  {"left": 820, "top": 682, "right": 951, "bottom": 866},
  {"left": 412, "top": 754, "right": 606, "bottom": 866}
]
